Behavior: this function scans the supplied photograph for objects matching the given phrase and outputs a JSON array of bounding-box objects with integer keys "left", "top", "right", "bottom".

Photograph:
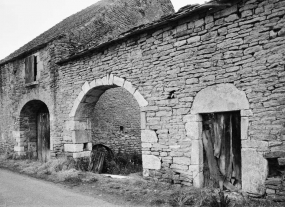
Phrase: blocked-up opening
[
  {"left": 202, "top": 111, "right": 241, "bottom": 190},
  {"left": 19, "top": 100, "right": 50, "bottom": 162}
]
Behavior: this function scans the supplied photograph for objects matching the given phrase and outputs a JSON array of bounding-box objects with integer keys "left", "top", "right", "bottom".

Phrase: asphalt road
[{"left": 0, "top": 169, "right": 122, "bottom": 207}]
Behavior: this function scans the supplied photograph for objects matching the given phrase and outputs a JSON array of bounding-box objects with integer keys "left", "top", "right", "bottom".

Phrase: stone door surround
[{"left": 186, "top": 84, "right": 268, "bottom": 195}]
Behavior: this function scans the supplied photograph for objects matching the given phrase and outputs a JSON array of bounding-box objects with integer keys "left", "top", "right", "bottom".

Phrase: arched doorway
[
  {"left": 65, "top": 74, "right": 154, "bottom": 173},
  {"left": 19, "top": 100, "right": 50, "bottom": 162}
]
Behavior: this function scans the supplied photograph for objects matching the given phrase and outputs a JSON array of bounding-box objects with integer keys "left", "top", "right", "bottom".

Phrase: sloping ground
[{"left": 0, "top": 0, "right": 174, "bottom": 65}]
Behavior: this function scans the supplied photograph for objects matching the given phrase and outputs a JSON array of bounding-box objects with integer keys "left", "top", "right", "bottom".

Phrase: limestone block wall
[
  {"left": 0, "top": 45, "right": 56, "bottom": 156},
  {"left": 57, "top": 0, "right": 285, "bottom": 194},
  {"left": 91, "top": 87, "right": 141, "bottom": 154}
]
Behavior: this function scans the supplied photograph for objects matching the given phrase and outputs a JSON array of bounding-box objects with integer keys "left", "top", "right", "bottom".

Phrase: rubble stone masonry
[{"left": 1, "top": 0, "right": 285, "bottom": 199}]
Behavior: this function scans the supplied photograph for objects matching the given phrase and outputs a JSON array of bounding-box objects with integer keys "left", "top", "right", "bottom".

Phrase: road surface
[{"left": 0, "top": 169, "right": 122, "bottom": 207}]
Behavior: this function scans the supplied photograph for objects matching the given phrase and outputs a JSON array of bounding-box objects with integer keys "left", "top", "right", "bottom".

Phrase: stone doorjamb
[{"left": 186, "top": 84, "right": 266, "bottom": 194}]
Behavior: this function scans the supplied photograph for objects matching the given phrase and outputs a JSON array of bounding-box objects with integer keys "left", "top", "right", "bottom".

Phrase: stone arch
[
  {"left": 187, "top": 84, "right": 267, "bottom": 195},
  {"left": 191, "top": 83, "right": 249, "bottom": 114},
  {"left": 65, "top": 74, "right": 151, "bottom": 160},
  {"left": 14, "top": 99, "right": 51, "bottom": 161}
]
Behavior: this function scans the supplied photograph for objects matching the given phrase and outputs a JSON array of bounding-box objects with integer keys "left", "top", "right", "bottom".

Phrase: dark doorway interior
[
  {"left": 37, "top": 105, "right": 50, "bottom": 162},
  {"left": 202, "top": 111, "right": 241, "bottom": 190}
]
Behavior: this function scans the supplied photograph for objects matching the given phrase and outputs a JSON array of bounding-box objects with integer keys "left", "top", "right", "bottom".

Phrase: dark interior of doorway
[{"left": 202, "top": 111, "right": 241, "bottom": 191}]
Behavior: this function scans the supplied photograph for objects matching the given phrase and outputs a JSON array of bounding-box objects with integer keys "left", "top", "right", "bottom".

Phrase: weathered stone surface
[
  {"left": 73, "top": 151, "right": 91, "bottom": 159},
  {"left": 264, "top": 151, "right": 285, "bottom": 158},
  {"left": 173, "top": 157, "right": 191, "bottom": 165},
  {"left": 241, "top": 117, "right": 249, "bottom": 140},
  {"left": 142, "top": 155, "right": 161, "bottom": 170},
  {"left": 191, "top": 140, "right": 203, "bottom": 165},
  {"left": 64, "top": 144, "right": 84, "bottom": 152},
  {"left": 191, "top": 84, "right": 249, "bottom": 114},
  {"left": 141, "top": 130, "right": 158, "bottom": 143},
  {"left": 1, "top": 0, "right": 285, "bottom": 191},
  {"left": 185, "top": 122, "right": 202, "bottom": 140},
  {"left": 72, "top": 130, "right": 91, "bottom": 143},
  {"left": 242, "top": 149, "right": 268, "bottom": 195},
  {"left": 183, "top": 115, "right": 202, "bottom": 123},
  {"left": 133, "top": 90, "right": 148, "bottom": 107}
]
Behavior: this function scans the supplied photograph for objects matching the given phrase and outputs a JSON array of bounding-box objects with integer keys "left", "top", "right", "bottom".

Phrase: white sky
[{"left": 0, "top": 0, "right": 206, "bottom": 60}]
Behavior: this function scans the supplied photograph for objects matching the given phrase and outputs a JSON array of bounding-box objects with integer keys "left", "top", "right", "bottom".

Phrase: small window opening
[
  {"left": 167, "top": 90, "right": 176, "bottom": 99},
  {"left": 83, "top": 143, "right": 88, "bottom": 151},
  {"left": 120, "top": 126, "right": 124, "bottom": 132},
  {"left": 34, "top": 56, "right": 37, "bottom": 81},
  {"left": 267, "top": 158, "right": 285, "bottom": 178}
]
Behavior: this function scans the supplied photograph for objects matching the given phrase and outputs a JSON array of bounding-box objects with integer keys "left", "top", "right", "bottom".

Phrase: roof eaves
[
  {"left": 57, "top": 3, "right": 231, "bottom": 65},
  {"left": 0, "top": 34, "right": 65, "bottom": 67}
]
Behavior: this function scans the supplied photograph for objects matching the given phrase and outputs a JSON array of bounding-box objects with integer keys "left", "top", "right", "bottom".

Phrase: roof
[
  {"left": 0, "top": 0, "right": 174, "bottom": 66},
  {"left": 58, "top": 1, "right": 232, "bottom": 64}
]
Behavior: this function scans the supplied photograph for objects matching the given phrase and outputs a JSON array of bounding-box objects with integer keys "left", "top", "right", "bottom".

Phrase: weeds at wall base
[{"left": 0, "top": 155, "right": 284, "bottom": 207}]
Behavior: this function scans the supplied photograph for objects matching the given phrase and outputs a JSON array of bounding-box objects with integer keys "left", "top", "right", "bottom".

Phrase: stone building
[{"left": 1, "top": 0, "right": 285, "bottom": 199}]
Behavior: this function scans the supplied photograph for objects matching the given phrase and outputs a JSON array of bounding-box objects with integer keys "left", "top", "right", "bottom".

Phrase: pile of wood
[{"left": 88, "top": 144, "right": 114, "bottom": 173}]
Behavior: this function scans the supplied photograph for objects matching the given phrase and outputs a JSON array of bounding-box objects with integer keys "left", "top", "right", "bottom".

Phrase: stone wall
[
  {"left": 58, "top": 0, "right": 285, "bottom": 193},
  {"left": 0, "top": 45, "right": 56, "bottom": 156},
  {"left": 91, "top": 87, "right": 141, "bottom": 154},
  {"left": 1, "top": 0, "right": 285, "bottom": 197}
]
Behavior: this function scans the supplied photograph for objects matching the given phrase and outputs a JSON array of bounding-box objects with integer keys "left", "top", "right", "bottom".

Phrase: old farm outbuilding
[{"left": 1, "top": 0, "right": 285, "bottom": 200}]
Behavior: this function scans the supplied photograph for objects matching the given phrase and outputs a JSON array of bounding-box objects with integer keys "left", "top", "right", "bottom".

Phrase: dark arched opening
[{"left": 20, "top": 100, "right": 50, "bottom": 162}]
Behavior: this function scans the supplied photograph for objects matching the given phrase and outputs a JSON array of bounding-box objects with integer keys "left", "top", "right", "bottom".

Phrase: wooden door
[
  {"left": 202, "top": 111, "right": 241, "bottom": 190},
  {"left": 37, "top": 109, "right": 50, "bottom": 162}
]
